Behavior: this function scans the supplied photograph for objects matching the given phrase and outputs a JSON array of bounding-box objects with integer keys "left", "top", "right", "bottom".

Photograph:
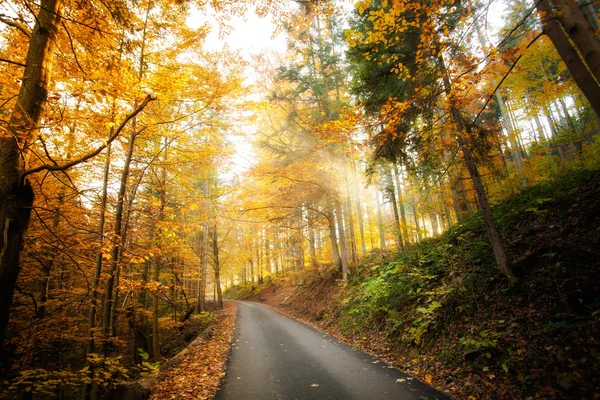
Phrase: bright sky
[
  {"left": 186, "top": 6, "right": 290, "bottom": 179},
  {"left": 186, "top": 6, "right": 287, "bottom": 60},
  {"left": 183, "top": 0, "right": 512, "bottom": 179}
]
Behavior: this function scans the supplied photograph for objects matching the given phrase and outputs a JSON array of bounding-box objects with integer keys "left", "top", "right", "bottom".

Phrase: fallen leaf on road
[{"left": 311, "top": 384, "right": 320, "bottom": 387}]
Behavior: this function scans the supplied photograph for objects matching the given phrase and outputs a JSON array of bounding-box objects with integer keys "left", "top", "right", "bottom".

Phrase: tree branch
[
  {"left": 0, "top": 14, "right": 32, "bottom": 38},
  {"left": 473, "top": 32, "right": 544, "bottom": 124},
  {"left": 21, "top": 94, "right": 156, "bottom": 183},
  {"left": 0, "top": 56, "right": 26, "bottom": 67}
]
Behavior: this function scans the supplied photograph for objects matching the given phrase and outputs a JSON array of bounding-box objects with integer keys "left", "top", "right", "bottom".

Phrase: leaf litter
[{"left": 150, "top": 303, "right": 237, "bottom": 400}]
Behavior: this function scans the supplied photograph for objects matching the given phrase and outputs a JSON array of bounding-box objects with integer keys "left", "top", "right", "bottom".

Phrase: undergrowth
[
  {"left": 229, "top": 167, "right": 600, "bottom": 399},
  {"left": 336, "top": 167, "right": 600, "bottom": 398}
]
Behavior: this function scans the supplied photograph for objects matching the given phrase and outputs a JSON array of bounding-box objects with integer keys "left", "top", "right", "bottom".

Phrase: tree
[
  {"left": 0, "top": 0, "right": 163, "bottom": 364},
  {"left": 348, "top": 0, "right": 515, "bottom": 277}
]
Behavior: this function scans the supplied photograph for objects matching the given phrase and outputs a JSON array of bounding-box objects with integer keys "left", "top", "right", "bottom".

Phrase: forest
[{"left": 0, "top": 0, "right": 599, "bottom": 398}]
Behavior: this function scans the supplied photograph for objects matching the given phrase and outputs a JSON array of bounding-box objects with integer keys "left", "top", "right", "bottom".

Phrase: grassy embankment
[{"left": 226, "top": 168, "right": 600, "bottom": 399}]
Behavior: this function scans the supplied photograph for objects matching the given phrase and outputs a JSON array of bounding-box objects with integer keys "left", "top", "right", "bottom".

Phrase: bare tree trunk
[
  {"left": 412, "top": 198, "right": 422, "bottom": 242},
  {"left": 196, "top": 181, "right": 210, "bottom": 313},
  {"left": 533, "top": 113, "right": 547, "bottom": 141},
  {"left": 375, "top": 190, "right": 386, "bottom": 249},
  {"left": 87, "top": 143, "right": 112, "bottom": 366},
  {"left": 200, "top": 219, "right": 209, "bottom": 309},
  {"left": 307, "top": 207, "right": 319, "bottom": 271},
  {"left": 101, "top": 128, "right": 136, "bottom": 355},
  {"left": 385, "top": 169, "right": 404, "bottom": 251},
  {"left": 256, "top": 236, "right": 263, "bottom": 284},
  {"left": 439, "top": 180, "right": 454, "bottom": 228},
  {"left": 350, "top": 160, "right": 367, "bottom": 256},
  {"left": 212, "top": 224, "right": 223, "bottom": 309},
  {"left": 334, "top": 199, "right": 350, "bottom": 281},
  {"left": 110, "top": 197, "right": 133, "bottom": 338},
  {"left": 151, "top": 253, "right": 160, "bottom": 362},
  {"left": 430, "top": 213, "right": 440, "bottom": 237},
  {"left": 195, "top": 229, "right": 205, "bottom": 314},
  {"left": 342, "top": 162, "right": 358, "bottom": 268},
  {"left": 265, "top": 235, "right": 272, "bottom": 277},
  {"left": 496, "top": 92, "right": 528, "bottom": 187},
  {"left": 249, "top": 247, "right": 255, "bottom": 284},
  {"left": 393, "top": 164, "right": 409, "bottom": 245},
  {"left": 152, "top": 148, "right": 168, "bottom": 362},
  {"left": 366, "top": 203, "right": 375, "bottom": 250},
  {"left": 326, "top": 204, "right": 342, "bottom": 270}
]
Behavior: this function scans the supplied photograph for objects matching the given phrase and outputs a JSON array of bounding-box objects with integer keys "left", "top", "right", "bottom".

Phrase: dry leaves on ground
[{"left": 150, "top": 303, "right": 236, "bottom": 400}]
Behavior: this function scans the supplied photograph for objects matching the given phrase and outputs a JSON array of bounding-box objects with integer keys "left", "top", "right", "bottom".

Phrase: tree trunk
[
  {"left": 101, "top": 128, "right": 136, "bottom": 355},
  {"left": 393, "top": 164, "right": 410, "bottom": 245},
  {"left": 351, "top": 160, "right": 367, "bottom": 256},
  {"left": 537, "top": 0, "right": 600, "bottom": 119},
  {"left": 198, "top": 181, "right": 210, "bottom": 312},
  {"left": 151, "top": 254, "right": 160, "bottom": 362},
  {"left": 0, "top": 0, "right": 63, "bottom": 362},
  {"left": 326, "top": 204, "right": 342, "bottom": 270},
  {"left": 334, "top": 199, "right": 350, "bottom": 281},
  {"left": 412, "top": 199, "right": 422, "bottom": 242},
  {"left": 458, "top": 140, "right": 514, "bottom": 278},
  {"left": 430, "top": 213, "right": 439, "bottom": 236},
  {"left": 307, "top": 207, "right": 319, "bottom": 271},
  {"left": 533, "top": 112, "right": 547, "bottom": 141},
  {"left": 212, "top": 224, "right": 223, "bottom": 309},
  {"left": 343, "top": 163, "right": 358, "bottom": 268},
  {"left": 439, "top": 54, "right": 514, "bottom": 279},
  {"left": 553, "top": 0, "right": 600, "bottom": 83},
  {"left": 200, "top": 225, "right": 209, "bottom": 301},
  {"left": 152, "top": 147, "right": 168, "bottom": 361},
  {"left": 87, "top": 142, "right": 111, "bottom": 363},
  {"left": 496, "top": 92, "right": 528, "bottom": 186},
  {"left": 249, "top": 248, "right": 255, "bottom": 284},
  {"left": 385, "top": 170, "right": 404, "bottom": 251},
  {"left": 256, "top": 236, "right": 263, "bottom": 284},
  {"left": 375, "top": 190, "right": 386, "bottom": 249}
]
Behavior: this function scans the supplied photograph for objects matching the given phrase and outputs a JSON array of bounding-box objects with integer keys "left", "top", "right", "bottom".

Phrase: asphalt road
[{"left": 215, "top": 301, "right": 450, "bottom": 400}]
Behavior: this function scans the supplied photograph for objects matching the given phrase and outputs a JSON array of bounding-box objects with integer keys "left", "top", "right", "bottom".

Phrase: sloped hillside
[{"left": 227, "top": 168, "right": 600, "bottom": 399}]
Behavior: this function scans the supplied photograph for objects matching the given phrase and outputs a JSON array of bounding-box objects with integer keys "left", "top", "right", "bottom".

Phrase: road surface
[{"left": 216, "top": 301, "right": 450, "bottom": 400}]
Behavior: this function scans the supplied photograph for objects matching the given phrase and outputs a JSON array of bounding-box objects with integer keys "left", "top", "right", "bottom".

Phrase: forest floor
[
  {"left": 149, "top": 303, "right": 236, "bottom": 400},
  {"left": 226, "top": 167, "right": 600, "bottom": 400}
]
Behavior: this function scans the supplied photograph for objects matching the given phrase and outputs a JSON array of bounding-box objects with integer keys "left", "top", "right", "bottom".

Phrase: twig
[{"left": 61, "top": 21, "right": 86, "bottom": 74}]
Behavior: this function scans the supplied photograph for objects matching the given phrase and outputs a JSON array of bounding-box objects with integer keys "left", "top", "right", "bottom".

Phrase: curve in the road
[{"left": 216, "top": 301, "right": 451, "bottom": 400}]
